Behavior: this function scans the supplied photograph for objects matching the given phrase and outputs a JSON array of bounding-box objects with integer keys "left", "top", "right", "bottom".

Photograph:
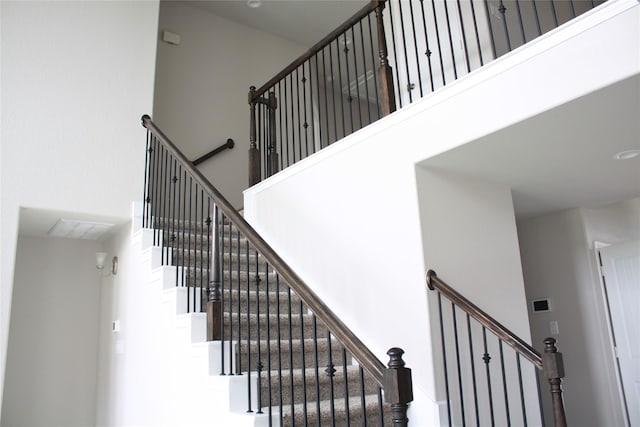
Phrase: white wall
[
  {"left": 0, "top": 0, "right": 159, "bottom": 410},
  {"left": 1, "top": 236, "right": 102, "bottom": 427},
  {"left": 244, "top": 2, "right": 638, "bottom": 425},
  {"left": 153, "top": 2, "right": 307, "bottom": 209},
  {"left": 517, "top": 197, "right": 640, "bottom": 427}
]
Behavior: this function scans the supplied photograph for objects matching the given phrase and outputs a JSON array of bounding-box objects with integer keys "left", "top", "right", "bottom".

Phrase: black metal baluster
[
  {"left": 265, "top": 261, "right": 273, "bottom": 422},
  {"left": 289, "top": 73, "right": 297, "bottom": 164},
  {"left": 170, "top": 160, "right": 177, "bottom": 289},
  {"left": 314, "top": 52, "right": 325, "bottom": 149},
  {"left": 358, "top": 20, "right": 372, "bottom": 124},
  {"left": 359, "top": 367, "right": 368, "bottom": 427},
  {"left": 152, "top": 136, "right": 160, "bottom": 246},
  {"left": 328, "top": 42, "right": 339, "bottom": 143},
  {"left": 431, "top": 0, "right": 448, "bottom": 86},
  {"left": 277, "top": 82, "right": 284, "bottom": 171},
  {"left": 205, "top": 198, "right": 211, "bottom": 312},
  {"left": 246, "top": 238, "right": 252, "bottom": 412},
  {"left": 275, "top": 274, "right": 284, "bottom": 426},
  {"left": 299, "top": 299, "right": 308, "bottom": 425},
  {"left": 295, "top": 67, "right": 303, "bottom": 160},
  {"left": 569, "top": 0, "right": 576, "bottom": 19},
  {"left": 377, "top": 386, "right": 384, "bottom": 427},
  {"left": 349, "top": 26, "right": 363, "bottom": 129},
  {"left": 498, "top": 1, "right": 512, "bottom": 53},
  {"left": 483, "top": 0, "right": 498, "bottom": 59},
  {"left": 180, "top": 169, "right": 187, "bottom": 296},
  {"left": 408, "top": 0, "right": 424, "bottom": 97},
  {"left": 550, "top": 0, "right": 559, "bottom": 27},
  {"left": 326, "top": 332, "right": 337, "bottom": 425},
  {"left": 387, "top": 1, "right": 403, "bottom": 107},
  {"left": 236, "top": 228, "right": 242, "bottom": 375},
  {"left": 287, "top": 286, "right": 295, "bottom": 424},
  {"left": 499, "top": 341, "right": 511, "bottom": 426},
  {"left": 255, "top": 249, "right": 263, "bottom": 415},
  {"left": 531, "top": 0, "right": 542, "bottom": 36},
  {"left": 299, "top": 65, "right": 309, "bottom": 158},
  {"left": 456, "top": 0, "right": 472, "bottom": 73},
  {"left": 516, "top": 353, "right": 528, "bottom": 427},
  {"left": 142, "top": 130, "right": 151, "bottom": 228},
  {"left": 193, "top": 184, "right": 199, "bottom": 312},
  {"left": 437, "top": 293, "right": 452, "bottom": 426},
  {"left": 418, "top": 0, "right": 435, "bottom": 92},
  {"left": 397, "top": 0, "right": 414, "bottom": 102},
  {"left": 514, "top": 0, "right": 527, "bottom": 46},
  {"left": 335, "top": 38, "right": 347, "bottom": 138},
  {"left": 469, "top": 0, "right": 484, "bottom": 67},
  {"left": 186, "top": 176, "right": 192, "bottom": 311},
  {"left": 305, "top": 59, "right": 314, "bottom": 154},
  {"left": 228, "top": 218, "right": 234, "bottom": 375},
  {"left": 342, "top": 348, "right": 351, "bottom": 426},
  {"left": 466, "top": 314, "right": 480, "bottom": 427},
  {"left": 443, "top": 0, "right": 459, "bottom": 79},
  {"left": 343, "top": 31, "right": 355, "bottom": 135},
  {"left": 219, "top": 212, "right": 226, "bottom": 375},
  {"left": 452, "top": 303, "right": 466, "bottom": 426},
  {"left": 482, "top": 327, "right": 495, "bottom": 426},
  {"left": 366, "top": 13, "right": 382, "bottom": 118},
  {"left": 161, "top": 146, "right": 169, "bottom": 265},
  {"left": 283, "top": 75, "right": 290, "bottom": 168},
  {"left": 175, "top": 165, "right": 183, "bottom": 288},
  {"left": 312, "top": 315, "right": 321, "bottom": 427}
]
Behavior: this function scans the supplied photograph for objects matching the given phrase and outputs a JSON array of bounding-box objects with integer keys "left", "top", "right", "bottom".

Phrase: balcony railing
[{"left": 248, "top": 0, "right": 605, "bottom": 185}]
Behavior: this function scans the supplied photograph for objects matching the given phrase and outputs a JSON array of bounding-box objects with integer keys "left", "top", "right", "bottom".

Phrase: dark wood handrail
[
  {"left": 426, "top": 270, "right": 543, "bottom": 369},
  {"left": 250, "top": 0, "right": 379, "bottom": 100},
  {"left": 142, "top": 115, "right": 387, "bottom": 385},
  {"left": 192, "top": 138, "right": 234, "bottom": 166}
]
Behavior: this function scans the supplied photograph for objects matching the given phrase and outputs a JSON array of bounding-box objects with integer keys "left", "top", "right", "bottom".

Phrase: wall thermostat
[{"left": 531, "top": 298, "right": 551, "bottom": 313}]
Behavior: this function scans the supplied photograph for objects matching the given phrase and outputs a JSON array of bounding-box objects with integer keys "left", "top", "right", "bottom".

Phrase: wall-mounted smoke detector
[{"left": 48, "top": 219, "right": 115, "bottom": 240}]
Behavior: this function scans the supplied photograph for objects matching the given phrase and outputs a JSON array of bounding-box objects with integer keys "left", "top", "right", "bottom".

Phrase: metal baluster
[
  {"left": 305, "top": 59, "right": 314, "bottom": 154},
  {"left": 205, "top": 197, "right": 211, "bottom": 309},
  {"left": 151, "top": 137, "right": 160, "bottom": 245},
  {"left": 295, "top": 67, "right": 303, "bottom": 160},
  {"left": 193, "top": 184, "right": 199, "bottom": 312},
  {"left": 289, "top": 73, "right": 297, "bottom": 164},
  {"left": 161, "top": 146, "right": 169, "bottom": 265},
  {"left": 569, "top": 0, "right": 576, "bottom": 19},
  {"left": 277, "top": 82, "right": 284, "bottom": 171},
  {"left": 531, "top": 0, "right": 542, "bottom": 37},
  {"left": 418, "top": 0, "right": 435, "bottom": 92},
  {"left": 142, "top": 130, "right": 151, "bottom": 228},
  {"left": 467, "top": 314, "right": 480, "bottom": 426},
  {"left": 299, "top": 65, "right": 309, "bottom": 158},
  {"left": 443, "top": 0, "right": 459, "bottom": 79},
  {"left": 180, "top": 169, "right": 186, "bottom": 299},
  {"left": 358, "top": 20, "right": 372, "bottom": 124},
  {"left": 377, "top": 387, "right": 384, "bottom": 427},
  {"left": 236, "top": 228, "right": 242, "bottom": 375},
  {"left": 342, "top": 348, "right": 351, "bottom": 426},
  {"left": 514, "top": 0, "right": 527, "bottom": 46},
  {"left": 366, "top": 13, "right": 382, "bottom": 118},
  {"left": 171, "top": 160, "right": 178, "bottom": 289},
  {"left": 397, "top": 0, "right": 413, "bottom": 102},
  {"left": 312, "top": 315, "right": 321, "bottom": 427},
  {"left": 343, "top": 31, "right": 355, "bottom": 135},
  {"left": 456, "top": 0, "right": 472, "bottom": 73},
  {"left": 359, "top": 367, "right": 368, "bottom": 427},
  {"left": 516, "top": 353, "right": 528, "bottom": 427},
  {"left": 431, "top": 0, "right": 448, "bottom": 86},
  {"left": 275, "top": 274, "right": 284, "bottom": 426},
  {"left": 499, "top": 341, "right": 511, "bottom": 426},
  {"left": 283, "top": 75, "right": 290, "bottom": 168},
  {"left": 219, "top": 212, "right": 226, "bottom": 375},
  {"left": 498, "top": 0, "right": 512, "bottom": 53},
  {"left": 408, "top": 0, "right": 424, "bottom": 97},
  {"left": 386, "top": 1, "right": 403, "bottom": 107},
  {"left": 313, "top": 52, "right": 324, "bottom": 149},
  {"left": 437, "top": 293, "right": 452, "bottom": 426},
  {"left": 175, "top": 165, "right": 183, "bottom": 289},
  {"left": 452, "top": 303, "right": 466, "bottom": 426},
  {"left": 265, "top": 261, "right": 273, "bottom": 421},
  {"left": 246, "top": 238, "right": 252, "bottom": 412},
  {"left": 483, "top": 0, "right": 498, "bottom": 59},
  {"left": 550, "top": 0, "right": 559, "bottom": 27},
  {"left": 469, "top": 0, "right": 484, "bottom": 67},
  {"left": 228, "top": 218, "right": 234, "bottom": 375},
  {"left": 350, "top": 26, "right": 363, "bottom": 129},
  {"left": 328, "top": 42, "right": 339, "bottom": 143},
  {"left": 335, "top": 37, "right": 347, "bottom": 139},
  {"left": 186, "top": 176, "right": 192, "bottom": 310},
  {"left": 287, "top": 287, "right": 295, "bottom": 423},
  {"left": 326, "top": 332, "right": 337, "bottom": 425},
  {"left": 299, "top": 300, "right": 308, "bottom": 424},
  {"left": 255, "top": 249, "right": 263, "bottom": 414},
  {"left": 482, "top": 327, "right": 495, "bottom": 426}
]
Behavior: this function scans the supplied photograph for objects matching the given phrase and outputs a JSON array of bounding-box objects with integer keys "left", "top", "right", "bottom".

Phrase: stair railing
[
  {"left": 426, "top": 270, "right": 567, "bottom": 427},
  {"left": 192, "top": 138, "right": 234, "bottom": 166},
  {"left": 248, "top": 0, "right": 605, "bottom": 186},
  {"left": 142, "top": 114, "right": 414, "bottom": 425}
]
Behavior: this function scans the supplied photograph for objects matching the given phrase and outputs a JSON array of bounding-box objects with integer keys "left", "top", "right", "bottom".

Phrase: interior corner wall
[
  {"left": 1, "top": 236, "right": 102, "bottom": 427},
  {"left": 0, "top": 0, "right": 159, "bottom": 411},
  {"left": 517, "top": 198, "right": 640, "bottom": 427},
  {"left": 152, "top": 2, "right": 307, "bottom": 209}
]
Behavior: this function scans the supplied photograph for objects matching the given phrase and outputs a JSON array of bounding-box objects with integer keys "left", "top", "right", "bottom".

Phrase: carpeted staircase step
[
  {"left": 223, "top": 312, "right": 328, "bottom": 341},
  {"left": 236, "top": 337, "right": 350, "bottom": 372},
  {"left": 222, "top": 288, "right": 304, "bottom": 315},
  {"left": 277, "top": 393, "right": 392, "bottom": 427},
  {"left": 260, "top": 364, "right": 380, "bottom": 408}
]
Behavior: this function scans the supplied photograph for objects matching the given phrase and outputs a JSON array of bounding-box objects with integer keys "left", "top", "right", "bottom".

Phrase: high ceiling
[{"left": 184, "top": 0, "right": 369, "bottom": 47}]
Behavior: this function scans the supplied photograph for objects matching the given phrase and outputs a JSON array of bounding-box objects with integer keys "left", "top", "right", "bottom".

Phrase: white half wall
[
  {"left": 153, "top": 2, "right": 307, "bottom": 209},
  {"left": 0, "top": 0, "right": 159, "bottom": 410},
  {"left": 243, "top": 2, "right": 638, "bottom": 425},
  {"left": 1, "top": 236, "right": 102, "bottom": 427}
]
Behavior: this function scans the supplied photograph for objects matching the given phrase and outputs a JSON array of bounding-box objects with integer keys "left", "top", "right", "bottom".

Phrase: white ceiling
[
  {"left": 183, "top": 0, "right": 369, "bottom": 47},
  {"left": 420, "top": 74, "right": 640, "bottom": 220}
]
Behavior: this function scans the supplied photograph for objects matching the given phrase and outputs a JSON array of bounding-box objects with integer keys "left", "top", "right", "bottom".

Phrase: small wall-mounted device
[
  {"left": 162, "top": 30, "right": 181, "bottom": 46},
  {"left": 531, "top": 298, "right": 551, "bottom": 313}
]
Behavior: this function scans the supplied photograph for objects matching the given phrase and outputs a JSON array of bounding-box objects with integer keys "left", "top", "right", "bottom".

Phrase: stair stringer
[{"left": 137, "top": 228, "right": 278, "bottom": 427}]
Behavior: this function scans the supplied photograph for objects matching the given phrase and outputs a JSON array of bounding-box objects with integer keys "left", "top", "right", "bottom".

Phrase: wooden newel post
[
  {"left": 374, "top": 0, "right": 396, "bottom": 116},
  {"left": 542, "top": 337, "right": 567, "bottom": 427},
  {"left": 248, "top": 86, "right": 261, "bottom": 187},
  {"left": 384, "top": 347, "right": 413, "bottom": 426},
  {"left": 267, "top": 91, "right": 278, "bottom": 178},
  {"left": 207, "top": 204, "right": 222, "bottom": 341}
]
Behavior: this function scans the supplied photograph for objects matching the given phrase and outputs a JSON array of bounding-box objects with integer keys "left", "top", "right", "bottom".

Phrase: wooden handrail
[
  {"left": 426, "top": 270, "right": 542, "bottom": 368},
  {"left": 142, "top": 114, "right": 387, "bottom": 385},
  {"left": 250, "top": 0, "right": 380, "bottom": 100},
  {"left": 192, "top": 138, "right": 234, "bottom": 166}
]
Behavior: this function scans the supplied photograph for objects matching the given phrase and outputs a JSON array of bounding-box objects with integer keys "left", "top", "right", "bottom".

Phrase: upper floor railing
[{"left": 248, "top": 0, "right": 605, "bottom": 185}]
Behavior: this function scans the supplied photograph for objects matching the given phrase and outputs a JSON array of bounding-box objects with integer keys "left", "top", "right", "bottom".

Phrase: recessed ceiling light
[
  {"left": 247, "top": 0, "right": 262, "bottom": 8},
  {"left": 614, "top": 149, "right": 640, "bottom": 160}
]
